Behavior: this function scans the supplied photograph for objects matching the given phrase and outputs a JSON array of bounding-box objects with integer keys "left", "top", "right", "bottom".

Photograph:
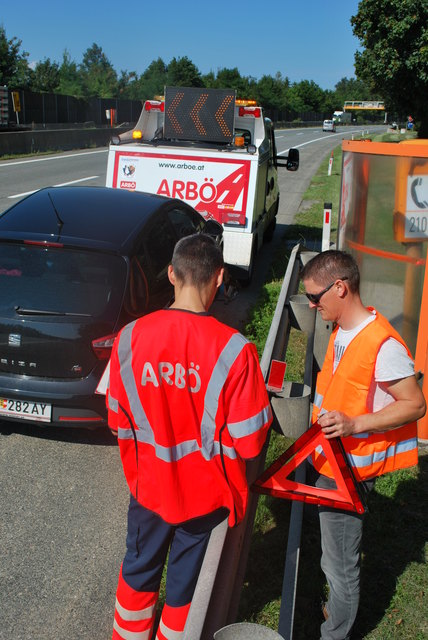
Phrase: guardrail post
[{"left": 277, "top": 288, "right": 316, "bottom": 640}]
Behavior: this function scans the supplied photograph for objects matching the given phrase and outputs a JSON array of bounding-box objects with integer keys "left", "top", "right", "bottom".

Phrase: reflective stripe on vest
[
  {"left": 315, "top": 436, "right": 416, "bottom": 470},
  {"left": 200, "top": 332, "right": 248, "bottom": 459},
  {"left": 109, "top": 393, "right": 119, "bottom": 414},
  {"left": 313, "top": 391, "right": 323, "bottom": 410},
  {"left": 228, "top": 405, "right": 273, "bottom": 439},
  {"left": 112, "top": 327, "right": 265, "bottom": 462}
]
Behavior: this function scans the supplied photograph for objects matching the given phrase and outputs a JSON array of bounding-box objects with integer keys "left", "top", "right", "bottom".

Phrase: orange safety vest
[
  {"left": 107, "top": 309, "right": 272, "bottom": 526},
  {"left": 312, "top": 310, "right": 418, "bottom": 482}
]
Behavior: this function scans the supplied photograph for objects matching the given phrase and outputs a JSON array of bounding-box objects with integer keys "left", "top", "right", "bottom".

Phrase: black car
[{"left": 0, "top": 186, "right": 222, "bottom": 429}]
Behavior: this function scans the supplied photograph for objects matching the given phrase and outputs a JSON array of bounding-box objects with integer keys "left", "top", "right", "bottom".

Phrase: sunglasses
[{"left": 305, "top": 277, "right": 348, "bottom": 304}]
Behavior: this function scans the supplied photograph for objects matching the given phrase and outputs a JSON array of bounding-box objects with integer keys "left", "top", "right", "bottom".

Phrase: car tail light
[
  {"left": 92, "top": 333, "right": 117, "bottom": 360},
  {"left": 144, "top": 100, "right": 164, "bottom": 112},
  {"left": 239, "top": 106, "right": 261, "bottom": 118},
  {"left": 24, "top": 240, "right": 64, "bottom": 247}
]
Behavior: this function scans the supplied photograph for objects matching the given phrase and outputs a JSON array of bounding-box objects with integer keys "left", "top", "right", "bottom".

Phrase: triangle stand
[{"left": 253, "top": 421, "right": 367, "bottom": 514}]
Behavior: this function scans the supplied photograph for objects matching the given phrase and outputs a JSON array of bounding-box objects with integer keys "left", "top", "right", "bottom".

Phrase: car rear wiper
[{"left": 15, "top": 306, "right": 91, "bottom": 317}]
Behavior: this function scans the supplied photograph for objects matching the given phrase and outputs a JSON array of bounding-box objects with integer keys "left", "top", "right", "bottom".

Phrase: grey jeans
[{"left": 315, "top": 472, "right": 373, "bottom": 640}]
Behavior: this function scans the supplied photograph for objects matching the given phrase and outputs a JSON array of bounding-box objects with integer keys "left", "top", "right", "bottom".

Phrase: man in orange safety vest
[
  {"left": 107, "top": 233, "right": 272, "bottom": 640},
  {"left": 301, "top": 250, "right": 426, "bottom": 640}
]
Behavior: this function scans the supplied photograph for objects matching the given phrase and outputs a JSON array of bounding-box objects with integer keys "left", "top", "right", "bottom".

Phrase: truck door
[{"left": 265, "top": 121, "right": 280, "bottom": 220}]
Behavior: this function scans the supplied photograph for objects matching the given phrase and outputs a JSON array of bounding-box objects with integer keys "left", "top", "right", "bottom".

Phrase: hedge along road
[{"left": 0, "top": 125, "right": 386, "bottom": 640}]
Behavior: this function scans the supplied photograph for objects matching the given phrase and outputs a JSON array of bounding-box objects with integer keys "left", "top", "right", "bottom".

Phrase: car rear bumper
[{"left": 0, "top": 371, "right": 108, "bottom": 428}]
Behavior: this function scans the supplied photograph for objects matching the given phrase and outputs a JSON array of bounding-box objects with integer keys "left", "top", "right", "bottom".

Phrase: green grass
[{"left": 239, "top": 136, "right": 428, "bottom": 639}]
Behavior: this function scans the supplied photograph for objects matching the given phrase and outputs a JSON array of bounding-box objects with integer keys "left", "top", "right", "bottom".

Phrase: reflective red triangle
[{"left": 253, "top": 422, "right": 366, "bottom": 514}]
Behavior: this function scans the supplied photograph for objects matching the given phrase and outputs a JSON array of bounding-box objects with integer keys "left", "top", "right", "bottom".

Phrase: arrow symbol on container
[
  {"left": 191, "top": 94, "right": 208, "bottom": 135},
  {"left": 167, "top": 92, "right": 184, "bottom": 134},
  {"left": 215, "top": 95, "right": 234, "bottom": 137}
]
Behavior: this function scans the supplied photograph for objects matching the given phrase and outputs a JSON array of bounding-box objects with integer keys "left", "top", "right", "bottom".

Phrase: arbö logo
[
  {"left": 141, "top": 361, "right": 201, "bottom": 393},
  {"left": 120, "top": 181, "right": 136, "bottom": 190}
]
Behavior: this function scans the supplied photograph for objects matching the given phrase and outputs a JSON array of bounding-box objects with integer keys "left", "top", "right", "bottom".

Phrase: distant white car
[{"left": 323, "top": 119, "right": 336, "bottom": 132}]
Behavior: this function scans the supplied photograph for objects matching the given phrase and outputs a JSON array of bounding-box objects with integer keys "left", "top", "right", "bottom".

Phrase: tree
[
  {"left": 0, "top": 25, "right": 31, "bottom": 88},
  {"left": 80, "top": 43, "right": 118, "bottom": 98},
  {"left": 31, "top": 58, "right": 60, "bottom": 93},
  {"left": 287, "top": 80, "right": 325, "bottom": 113},
  {"left": 166, "top": 56, "right": 202, "bottom": 87},
  {"left": 254, "top": 73, "right": 289, "bottom": 111},
  {"left": 333, "top": 76, "right": 373, "bottom": 108},
  {"left": 139, "top": 58, "right": 168, "bottom": 99},
  {"left": 351, "top": 0, "right": 428, "bottom": 136},
  {"left": 56, "top": 50, "right": 83, "bottom": 97}
]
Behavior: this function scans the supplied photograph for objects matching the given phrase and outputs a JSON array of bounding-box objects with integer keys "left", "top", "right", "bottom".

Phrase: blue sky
[{"left": 1, "top": 0, "right": 363, "bottom": 90}]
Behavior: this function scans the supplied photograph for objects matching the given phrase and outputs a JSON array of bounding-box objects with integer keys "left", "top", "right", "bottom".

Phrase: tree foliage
[
  {"left": 166, "top": 56, "right": 203, "bottom": 87},
  {"left": 31, "top": 58, "right": 60, "bottom": 93},
  {"left": 0, "top": 25, "right": 31, "bottom": 88},
  {"left": 80, "top": 43, "right": 118, "bottom": 98},
  {"left": 351, "top": 0, "right": 428, "bottom": 136},
  {"left": 1, "top": 24, "right": 383, "bottom": 120},
  {"left": 57, "top": 50, "right": 83, "bottom": 97}
]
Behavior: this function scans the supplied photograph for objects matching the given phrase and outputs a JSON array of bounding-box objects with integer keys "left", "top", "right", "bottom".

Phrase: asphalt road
[{"left": 0, "top": 124, "right": 386, "bottom": 640}]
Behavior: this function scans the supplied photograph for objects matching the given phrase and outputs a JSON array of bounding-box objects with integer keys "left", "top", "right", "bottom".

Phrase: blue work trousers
[{"left": 122, "top": 494, "right": 227, "bottom": 606}]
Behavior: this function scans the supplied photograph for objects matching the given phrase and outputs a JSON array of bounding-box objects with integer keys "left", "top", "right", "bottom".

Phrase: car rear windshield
[{"left": 0, "top": 243, "right": 127, "bottom": 320}]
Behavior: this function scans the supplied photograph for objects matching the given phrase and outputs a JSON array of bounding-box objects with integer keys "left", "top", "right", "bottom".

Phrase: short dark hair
[
  {"left": 301, "top": 250, "right": 360, "bottom": 293},
  {"left": 172, "top": 234, "right": 224, "bottom": 287}
]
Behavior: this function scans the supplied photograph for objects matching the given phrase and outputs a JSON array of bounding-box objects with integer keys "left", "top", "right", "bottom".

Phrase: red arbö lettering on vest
[{"left": 141, "top": 361, "right": 201, "bottom": 392}]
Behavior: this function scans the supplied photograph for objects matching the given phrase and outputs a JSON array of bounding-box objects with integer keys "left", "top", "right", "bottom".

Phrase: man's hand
[
  {"left": 318, "top": 411, "right": 356, "bottom": 439},
  {"left": 317, "top": 375, "right": 426, "bottom": 439}
]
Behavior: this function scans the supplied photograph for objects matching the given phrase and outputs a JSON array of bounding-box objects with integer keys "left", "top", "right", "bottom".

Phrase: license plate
[{"left": 0, "top": 397, "right": 52, "bottom": 422}]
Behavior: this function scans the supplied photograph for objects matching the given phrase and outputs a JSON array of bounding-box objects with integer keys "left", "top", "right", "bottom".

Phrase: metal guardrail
[{"left": 184, "top": 244, "right": 311, "bottom": 640}]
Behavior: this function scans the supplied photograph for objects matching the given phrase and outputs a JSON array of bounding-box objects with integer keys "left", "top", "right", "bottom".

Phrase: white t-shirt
[{"left": 333, "top": 313, "right": 415, "bottom": 413}]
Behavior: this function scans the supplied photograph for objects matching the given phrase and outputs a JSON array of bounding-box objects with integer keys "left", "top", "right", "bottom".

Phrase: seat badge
[{"left": 8, "top": 334, "right": 21, "bottom": 347}]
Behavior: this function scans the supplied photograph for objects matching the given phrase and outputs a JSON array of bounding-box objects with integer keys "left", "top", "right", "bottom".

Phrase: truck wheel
[
  {"left": 264, "top": 198, "right": 279, "bottom": 243},
  {"left": 240, "top": 243, "right": 257, "bottom": 287},
  {"left": 264, "top": 217, "right": 276, "bottom": 242}
]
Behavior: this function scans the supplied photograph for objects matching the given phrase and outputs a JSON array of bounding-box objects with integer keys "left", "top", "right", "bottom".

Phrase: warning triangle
[{"left": 253, "top": 422, "right": 367, "bottom": 514}]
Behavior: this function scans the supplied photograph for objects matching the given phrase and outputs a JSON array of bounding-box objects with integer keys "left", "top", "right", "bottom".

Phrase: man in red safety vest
[
  {"left": 301, "top": 250, "right": 426, "bottom": 640},
  {"left": 107, "top": 233, "right": 272, "bottom": 640}
]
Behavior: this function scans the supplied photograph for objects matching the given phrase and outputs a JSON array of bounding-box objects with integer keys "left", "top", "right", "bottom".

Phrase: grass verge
[{"left": 239, "top": 139, "right": 428, "bottom": 639}]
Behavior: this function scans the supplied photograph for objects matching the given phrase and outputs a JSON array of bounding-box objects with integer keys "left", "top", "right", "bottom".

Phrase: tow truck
[{"left": 106, "top": 87, "right": 299, "bottom": 282}]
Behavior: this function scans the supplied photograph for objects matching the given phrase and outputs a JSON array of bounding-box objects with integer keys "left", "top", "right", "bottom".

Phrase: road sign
[
  {"left": 11, "top": 91, "right": 21, "bottom": 112},
  {"left": 164, "top": 86, "right": 235, "bottom": 144}
]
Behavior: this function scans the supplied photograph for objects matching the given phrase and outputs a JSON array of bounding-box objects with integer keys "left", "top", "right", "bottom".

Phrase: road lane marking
[
  {"left": 0, "top": 149, "right": 108, "bottom": 168},
  {"left": 8, "top": 176, "right": 100, "bottom": 199},
  {"left": 277, "top": 127, "right": 379, "bottom": 155}
]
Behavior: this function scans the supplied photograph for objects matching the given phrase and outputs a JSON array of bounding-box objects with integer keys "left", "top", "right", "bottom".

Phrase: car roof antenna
[{"left": 48, "top": 190, "right": 64, "bottom": 237}]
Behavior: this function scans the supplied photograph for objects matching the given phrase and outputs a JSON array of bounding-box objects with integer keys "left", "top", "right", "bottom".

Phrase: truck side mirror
[
  {"left": 275, "top": 148, "right": 299, "bottom": 171},
  {"left": 286, "top": 148, "right": 299, "bottom": 171}
]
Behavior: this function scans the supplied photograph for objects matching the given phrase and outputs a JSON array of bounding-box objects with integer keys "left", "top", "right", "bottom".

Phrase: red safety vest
[
  {"left": 108, "top": 309, "right": 272, "bottom": 526},
  {"left": 312, "top": 310, "right": 418, "bottom": 481}
]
